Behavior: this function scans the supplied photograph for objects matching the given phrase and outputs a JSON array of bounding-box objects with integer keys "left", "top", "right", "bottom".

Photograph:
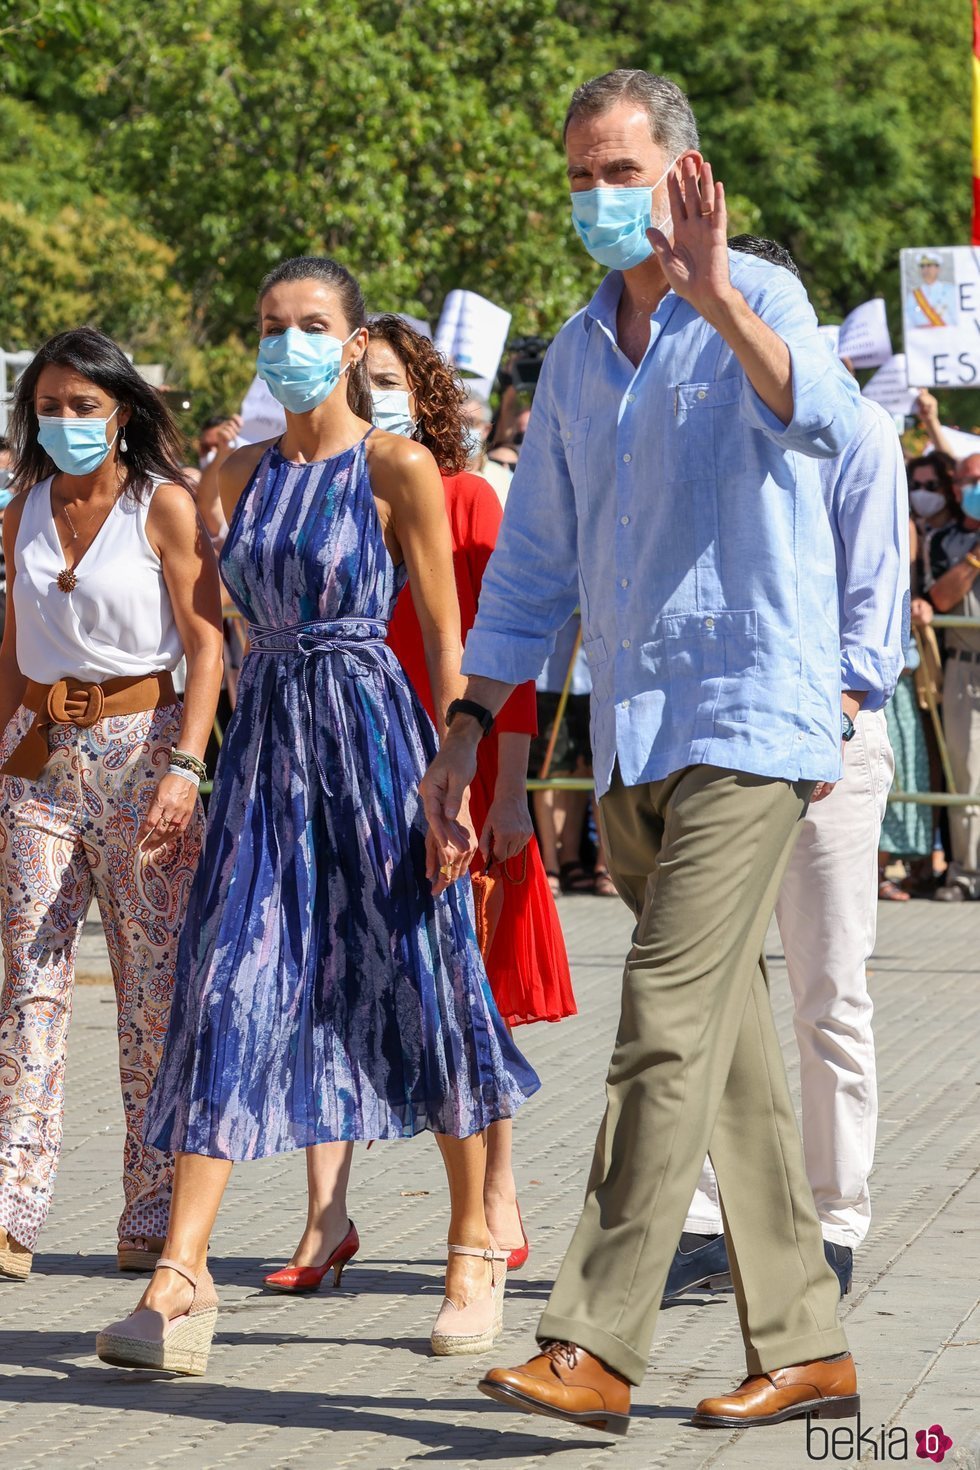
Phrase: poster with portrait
[{"left": 900, "top": 246, "right": 980, "bottom": 388}]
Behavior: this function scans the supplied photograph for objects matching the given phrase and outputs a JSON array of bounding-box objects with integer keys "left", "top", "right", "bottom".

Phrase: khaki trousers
[{"left": 538, "top": 764, "right": 848, "bottom": 1385}]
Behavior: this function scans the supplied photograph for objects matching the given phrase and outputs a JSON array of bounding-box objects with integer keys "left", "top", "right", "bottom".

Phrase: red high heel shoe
[
  {"left": 263, "top": 1220, "right": 359, "bottom": 1293},
  {"left": 506, "top": 1206, "right": 529, "bottom": 1272}
]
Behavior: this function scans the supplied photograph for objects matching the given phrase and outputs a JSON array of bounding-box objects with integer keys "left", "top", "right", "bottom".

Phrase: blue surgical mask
[
  {"left": 463, "top": 425, "right": 485, "bottom": 460},
  {"left": 256, "top": 327, "right": 357, "bottom": 414},
  {"left": 372, "top": 389, "right": 416, "bottom": 438},
  {"left": 961, "top": 481, "right": 980, "bottom": 520},
  {"left": 37, "top": 408, "right": 119, "bottom": 477},
  {"left": 570, "top": 159, "right": 677, "bottom": 272}
]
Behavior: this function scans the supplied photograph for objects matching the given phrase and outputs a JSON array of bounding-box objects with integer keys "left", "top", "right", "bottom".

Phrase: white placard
[
  {"left": 901, "top": 246, "right": 980, "bottom": 389},
  {"left": 818, "top": 324, "right": 841, "bottom": 355},
  {"left": 397, "top": 313, "right": 432, "bottom": 339},
  {"left": 837, "top": 298, "right": 892, "bottom": 368},
  {"left": 238, "top": 374, "right": 286, "bottom": 444},
  {"left": 434, "top": 290, "right": 512, "bottom": 400},
  {"left": 929, "top": 425, "right": 980, "bottom": 462},
  {"left": 861, "top": 354, "right": 918, "bottom": 418}
]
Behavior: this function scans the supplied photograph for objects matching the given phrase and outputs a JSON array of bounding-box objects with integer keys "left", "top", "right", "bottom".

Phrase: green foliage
[{"left": 0, "top": 0, "right": 972, "bottom": 422}]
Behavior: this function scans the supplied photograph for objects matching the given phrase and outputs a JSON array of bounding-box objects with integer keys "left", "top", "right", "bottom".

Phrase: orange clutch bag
[{"left": 470, "top": 864, "right": 505, "bottom": 958}]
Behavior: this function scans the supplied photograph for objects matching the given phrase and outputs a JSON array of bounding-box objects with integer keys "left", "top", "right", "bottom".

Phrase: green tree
[{"left": 3, "top": 0, "right": 973, "bottom": 424}]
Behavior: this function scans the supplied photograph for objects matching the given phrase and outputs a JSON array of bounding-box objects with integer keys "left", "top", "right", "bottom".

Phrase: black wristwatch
[
  {"left": 446, "top": 698, "right": 495, "bottom": 738},
  {"left": 841, "top": 712, "right": 856, "bottom": 743}
]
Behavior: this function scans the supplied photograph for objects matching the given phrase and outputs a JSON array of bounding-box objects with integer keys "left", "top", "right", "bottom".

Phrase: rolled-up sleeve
[
  {"left": 833, "top": 407, "right": 910, "bottom": 709},
  {"left": 463, "top": 346, "right": 580, "bottom": 685},
  {"left": 738, "top": 272, "right": 861, "bottom": 460}
]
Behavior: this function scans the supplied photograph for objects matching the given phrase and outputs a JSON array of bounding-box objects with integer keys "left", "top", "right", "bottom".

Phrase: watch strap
[{"left": 447, "top": 698, "right": 495, "bottom": 738}]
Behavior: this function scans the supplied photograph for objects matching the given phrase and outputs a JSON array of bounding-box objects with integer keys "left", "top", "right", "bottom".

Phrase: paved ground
[{"left": 1, "top": 894, "right": 978, "bottom": 1470}]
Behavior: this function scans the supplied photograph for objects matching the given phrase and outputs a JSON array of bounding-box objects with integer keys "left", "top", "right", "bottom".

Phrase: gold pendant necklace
[{"left": 54, "top": 490, "right": 121, "bottom": 594}]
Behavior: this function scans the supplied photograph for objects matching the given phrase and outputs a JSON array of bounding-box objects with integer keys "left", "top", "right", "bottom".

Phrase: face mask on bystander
[{"left": 909, "top": 488, "right": 946, "bottom": 518}]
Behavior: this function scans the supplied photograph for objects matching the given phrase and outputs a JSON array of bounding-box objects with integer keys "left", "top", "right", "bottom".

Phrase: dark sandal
[
  {"left": 878, "top": 877, "right": 910, "bottom": 902},
  {"left": 592, "top": 866, "right": 618, "bottom": 898},
  {"left": 559, "top": 861, "right": 594, "bottom": 894}
]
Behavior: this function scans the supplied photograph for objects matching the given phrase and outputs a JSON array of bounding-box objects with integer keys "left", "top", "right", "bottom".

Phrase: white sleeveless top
[{"left": 14, "top": 476, "right": 183, "bottom": 682}]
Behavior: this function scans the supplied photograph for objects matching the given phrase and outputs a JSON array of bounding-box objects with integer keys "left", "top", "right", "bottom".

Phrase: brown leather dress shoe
[
  {"left": 479, "top": 1340, "right": 631, "bottom": 1436},
  {"left": 693, "top": 1353, "right": 859, "bottom": 1428}
]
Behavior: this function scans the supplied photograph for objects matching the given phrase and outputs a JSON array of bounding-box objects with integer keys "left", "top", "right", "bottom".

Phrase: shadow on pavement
[{"left": 0, "top": 1346, "right": 692, "bottom": 1458}]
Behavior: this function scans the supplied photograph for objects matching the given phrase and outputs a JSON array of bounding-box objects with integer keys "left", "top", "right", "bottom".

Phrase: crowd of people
[
  {"left": 0, "top": 62, "right": 970, "bottom": 1440},
  {"left": 878, "top": 389, "right": 980, "bottom": 903}
]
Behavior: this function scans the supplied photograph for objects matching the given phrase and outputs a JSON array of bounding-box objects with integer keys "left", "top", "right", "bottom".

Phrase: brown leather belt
[{"left": 0, "top": 672, "right": 177, "bottom": 780}]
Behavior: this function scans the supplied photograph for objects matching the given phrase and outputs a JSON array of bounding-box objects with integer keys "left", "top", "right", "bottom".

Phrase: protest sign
[
  {"left": 901, "top": 246, "right": 980, "bottom": 388},
  {"left": 861, "top": 355, "right": 918, "bottom": 419},
  {"left": 397, "top": 313, "right": 432, "bottom": 338},
  {"left": 929, "top": 425, "right": 980, "bottom": 461},
  {"left": 239, "top": 374, "right": 286, "bottom": 444},
  {"left": 434, "top": 290, "right": 512, "bottom": 400},
  {"left": 837, "top": 298, "right": 892, "bottom": 368},
  {"left": 818, "top": 324, "right": 841, "bottom": 355}
]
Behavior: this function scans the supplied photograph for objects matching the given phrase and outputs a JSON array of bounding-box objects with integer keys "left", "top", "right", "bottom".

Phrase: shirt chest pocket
[
  {"left": 664, "top": 378, "right": 745, "bottom": 484},
  {"left": 561, "top": 415, "right": 591, "bottom": 506}
]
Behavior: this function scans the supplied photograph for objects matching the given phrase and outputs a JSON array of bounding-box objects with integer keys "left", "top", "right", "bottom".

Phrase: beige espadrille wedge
[
  {"left": 117, "top": 1236, "right": 166, "bottom": 1272},
  {"left": 96, "top": 1257, "right": 218, "bottom": 1376},
  {"left": 0, "top": 1229, "right": 32, "bottom": 1282},
  {"left": 430, "top": 1242, "right": 508, "bottom": 1356}
]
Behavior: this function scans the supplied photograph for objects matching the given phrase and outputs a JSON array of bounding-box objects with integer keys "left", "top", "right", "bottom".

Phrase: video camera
[{"left": 501, "top": 336, "right": 551, "bottom": 398}]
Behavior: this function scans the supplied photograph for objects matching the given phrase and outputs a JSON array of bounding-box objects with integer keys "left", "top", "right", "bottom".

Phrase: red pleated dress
[{"left": 387, "top": 471, "right": 576, "bottom": 1028}]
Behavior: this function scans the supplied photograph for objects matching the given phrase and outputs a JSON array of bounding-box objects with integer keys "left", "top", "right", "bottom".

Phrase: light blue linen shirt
[
  {"left": 819, "top": 396, "right": 909, "bottom": 711},
  {"left": 463, "top": 252, "right": 863, "bottom": 796}
]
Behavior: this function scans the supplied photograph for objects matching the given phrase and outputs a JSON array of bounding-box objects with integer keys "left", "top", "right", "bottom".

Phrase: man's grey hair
[
  {"left": 463, "top": 389, "right": 492, "bottom": 424},
  {"left": 563, "top": 69, "right": 699, "bottom": 157}
]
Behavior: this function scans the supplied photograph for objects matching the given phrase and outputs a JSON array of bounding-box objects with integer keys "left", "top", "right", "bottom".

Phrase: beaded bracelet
[
  {"left": 167, "top": 764, "right": 201, "bottom": 789},
  {"left": 170, "top": 747, "right": 207, "bottom": 781}
]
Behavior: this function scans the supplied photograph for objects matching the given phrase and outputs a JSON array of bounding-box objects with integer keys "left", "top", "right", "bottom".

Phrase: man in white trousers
[{"left": 666, "top": 237, "right": 909, "bottom": 1302}]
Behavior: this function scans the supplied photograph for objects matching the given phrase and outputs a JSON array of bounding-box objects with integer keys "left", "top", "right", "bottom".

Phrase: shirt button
[
  {"left": 626, "top": 393, "right": 636, "bottom": 404},
  {"left": 704, "top": 616, "right": 715, "bottom": 631},
  {"left": 621, "top": 514, "right": 630, "bottom": 526},
  {"left": 621, "top": 698, "right": 631, "bottom": 709},
  {"left": 620, "top": 577, "right": 629, "bottom": 588},
  {"left": 623, "top": 452, "right": 632, "bottom": 463},
  {"left": 621, "top": 638, "right": 631, "bottom": 649},
  {"left": 697, "top": 390, "right": 707, "bottom": 401}
]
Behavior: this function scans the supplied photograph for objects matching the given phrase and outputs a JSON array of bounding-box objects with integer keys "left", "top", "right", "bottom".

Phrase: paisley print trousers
[{"left": 0, "top": 706, "right": 203, "bottom": 1251}]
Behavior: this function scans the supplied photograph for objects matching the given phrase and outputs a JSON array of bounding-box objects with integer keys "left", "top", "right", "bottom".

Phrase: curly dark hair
[{"left": 368, "top": 314, "right": 469, "bottom": 475}]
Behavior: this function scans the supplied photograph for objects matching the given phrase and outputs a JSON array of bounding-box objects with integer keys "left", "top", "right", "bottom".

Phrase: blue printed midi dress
[{"left": 144, "top": 436, "right": 539, "bottom": 1160}]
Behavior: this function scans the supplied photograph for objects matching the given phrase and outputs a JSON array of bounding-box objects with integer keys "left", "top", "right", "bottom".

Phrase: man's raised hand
[{"left": 647, "top": 159, "right": 732, "bottom": 322}]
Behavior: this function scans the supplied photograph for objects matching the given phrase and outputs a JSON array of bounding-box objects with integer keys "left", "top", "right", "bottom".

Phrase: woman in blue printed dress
[{"left": 96, "top": 257, "right": 539, "bottom": 1376}]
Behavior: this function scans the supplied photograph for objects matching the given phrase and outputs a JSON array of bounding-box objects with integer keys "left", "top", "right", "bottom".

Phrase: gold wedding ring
[{"left": 439, "top": 864, "right": 453, "bottom": 878}]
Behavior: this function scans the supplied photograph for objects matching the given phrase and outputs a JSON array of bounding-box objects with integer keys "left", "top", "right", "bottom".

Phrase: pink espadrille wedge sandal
[{"left": 96, "top": 1257, "right": 218, "bottom": 1376}]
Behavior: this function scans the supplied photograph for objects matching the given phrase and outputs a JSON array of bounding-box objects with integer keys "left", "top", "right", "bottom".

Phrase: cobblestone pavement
[{"left": 1, "top": 895, "right": 978, "bottom": 1470}]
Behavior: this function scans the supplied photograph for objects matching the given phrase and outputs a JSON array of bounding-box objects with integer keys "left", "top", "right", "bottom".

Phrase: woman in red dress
[{"left": 264, "top": 317, "right": 574, "bottom": 1296}]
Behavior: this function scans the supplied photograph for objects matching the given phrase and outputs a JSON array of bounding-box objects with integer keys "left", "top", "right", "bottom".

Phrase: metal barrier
[
  {"left": 207, "top": 610, "right": 980, "bottom": 812},
  {"left": 530, "top": 615, "right": 980, "bottom": 810}
]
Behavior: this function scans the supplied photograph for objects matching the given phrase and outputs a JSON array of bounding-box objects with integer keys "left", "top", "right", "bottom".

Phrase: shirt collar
[
  {"left": 584, "top": 269, "right": 682, "bottom": 342},
  {"left": 585, "top": 270, "right": 625, "bottom": 333}
]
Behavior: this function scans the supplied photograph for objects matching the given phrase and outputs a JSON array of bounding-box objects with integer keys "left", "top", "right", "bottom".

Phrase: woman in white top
[{"left": 0, "top": 327, "right": 224, "bottom": 1283}]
